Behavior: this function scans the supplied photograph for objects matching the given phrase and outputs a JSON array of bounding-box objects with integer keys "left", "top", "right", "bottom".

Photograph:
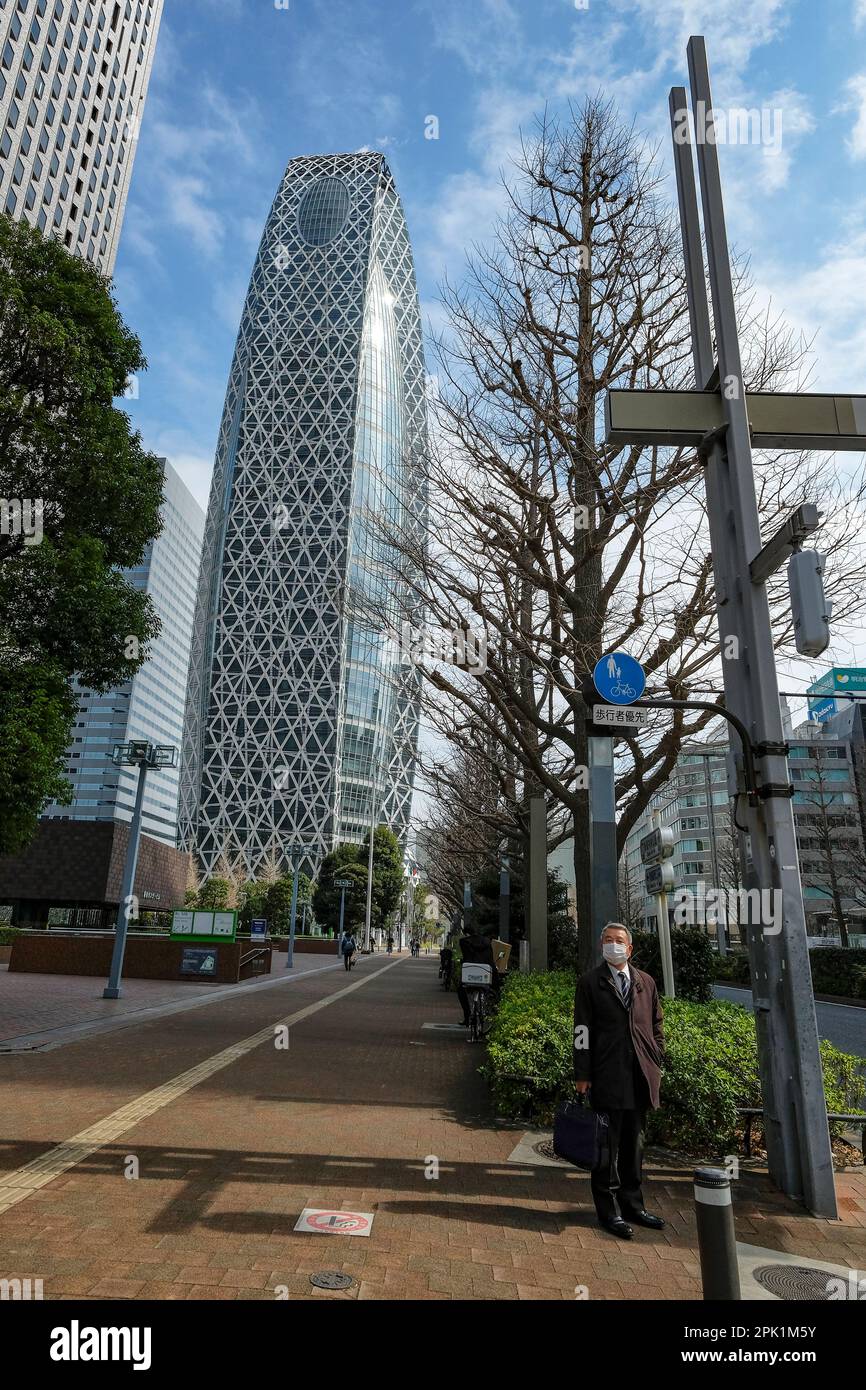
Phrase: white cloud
[
  {"left": 759, "top": 88, "right": 815, "bottom": 192},
  {"left": 755, "top": 217, "right": 866, "bottom": 393},
  {"left": 841, "top": 73, "right": 866, "bottom": 160},
  {"left": 856, "top": 0, "right": 866, "bottom": 29}
]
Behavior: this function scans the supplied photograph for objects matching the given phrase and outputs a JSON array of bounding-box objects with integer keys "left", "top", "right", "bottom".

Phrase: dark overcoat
[{"left": 573, "top": 963, "right": 665, "bottom": 1110}]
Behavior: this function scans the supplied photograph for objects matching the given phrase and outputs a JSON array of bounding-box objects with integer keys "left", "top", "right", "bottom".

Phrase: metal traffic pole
[
  {"left": 667, "top": 43, "right": 836, "bottom": 1216},
  {"left": 499, "top": 857, "right": 510, "bottom": 944},
  {"left": 651, "top": 812, "right": 676, "bottom": 998}
]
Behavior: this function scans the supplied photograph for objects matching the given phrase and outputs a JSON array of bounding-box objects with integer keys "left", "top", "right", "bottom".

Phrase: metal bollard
[{"left": 693, "top": 1167, "right": 741, "bottom": 1300}]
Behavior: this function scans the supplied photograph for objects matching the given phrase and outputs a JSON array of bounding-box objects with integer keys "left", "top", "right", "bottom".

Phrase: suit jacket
[{"left": 573, "top": 963, "right": 666, "bottom": 1110}]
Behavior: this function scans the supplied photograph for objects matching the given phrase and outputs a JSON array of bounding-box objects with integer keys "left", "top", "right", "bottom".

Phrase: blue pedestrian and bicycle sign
[{"left": 593, "top": 652, "right": 646, "bottom": 705}]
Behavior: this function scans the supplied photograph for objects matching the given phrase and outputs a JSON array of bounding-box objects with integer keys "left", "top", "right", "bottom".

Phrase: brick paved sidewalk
[
  {"left": 0, "top": 951, "right": 337, "bottom": 1050},
  {"left": 0, "top": 955, "right": 863, "bottom": 1301}
]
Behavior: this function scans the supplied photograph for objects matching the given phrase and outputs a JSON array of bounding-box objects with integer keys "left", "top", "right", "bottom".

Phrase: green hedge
[
  {"left": 0, "top": 925, "right": 20, "bottom": 945},
  {"left": 632, "top": 927, "right": 714, "bottom": 1002},
  {"left": 712, "top": 947, "right": 866, "bottom": 998},
  {"left": 808, "top": 948, "right": 866, "bottom": 999},
  {"left": 484, "top": 970, "right": 865, "bottom": 1154}
]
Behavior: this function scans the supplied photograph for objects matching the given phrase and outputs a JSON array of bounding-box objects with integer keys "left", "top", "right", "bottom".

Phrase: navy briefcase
[{"left": 553, "top": 1095, "right": 609, "bottom": 1169}]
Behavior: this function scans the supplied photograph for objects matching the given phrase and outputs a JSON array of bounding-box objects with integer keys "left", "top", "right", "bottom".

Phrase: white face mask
[{"left": 603, "top": 941, "right": 629, "bottom": 965}]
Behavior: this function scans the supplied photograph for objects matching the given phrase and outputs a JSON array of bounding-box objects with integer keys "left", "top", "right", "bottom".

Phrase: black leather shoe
[
  {"left": 624, "top": 1210, "right": 666, "bottom": 1230},
  {"left": 599, "top": 1217, "right": 633, "bottom": 1239}
]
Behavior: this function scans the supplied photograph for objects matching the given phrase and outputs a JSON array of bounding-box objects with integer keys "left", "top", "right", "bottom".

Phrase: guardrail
[{"left": 739, "top": 1106, "right": 865, "bottom": 1159}]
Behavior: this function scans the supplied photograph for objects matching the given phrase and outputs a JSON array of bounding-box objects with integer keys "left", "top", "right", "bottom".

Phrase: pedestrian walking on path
[
  {"left": 341, "top": 932, "right": 357, "bottom": 971},
  {"left": 573, "top": 923, "right": 666, "bottom": 1241}
]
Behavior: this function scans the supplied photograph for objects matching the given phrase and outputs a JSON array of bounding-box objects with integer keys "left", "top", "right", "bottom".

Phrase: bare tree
[
  {"left": 378, "top": 99, "right": 866, "bottom": 967},
  {"left": 794, "top": 744, "right": 866, "bottom": 947}
]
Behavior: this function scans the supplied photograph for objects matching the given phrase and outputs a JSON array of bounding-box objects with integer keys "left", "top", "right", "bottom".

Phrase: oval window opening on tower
[{"left": 296, "top": 177, "right": 351, "bottom": 246}]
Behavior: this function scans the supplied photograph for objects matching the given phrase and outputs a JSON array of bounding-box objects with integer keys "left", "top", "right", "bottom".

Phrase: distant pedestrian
[
  {"left": 341, "top": 932, "right": 357, "bottom": 972},
  {"left": 387, "top": 935, "right": 394, "bottom": 955}
]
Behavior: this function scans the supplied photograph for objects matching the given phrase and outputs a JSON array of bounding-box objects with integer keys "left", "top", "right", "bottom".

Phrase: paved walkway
[
  {"left": 0, "top": 955, "right": 863, "bottom": 1300},
  {"left": 0, "top": 951, "right": 335, "bottom": 1050}
]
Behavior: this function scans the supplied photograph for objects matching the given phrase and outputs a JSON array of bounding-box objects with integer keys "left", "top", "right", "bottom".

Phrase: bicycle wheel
[{"left": 469, "top": 993, "right": 481, "bottom": 1043}]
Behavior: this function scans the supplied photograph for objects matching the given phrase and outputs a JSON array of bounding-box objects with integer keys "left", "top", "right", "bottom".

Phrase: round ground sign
[{"left": 306, "top": 1211, "right": 371, "bottom": 1234}]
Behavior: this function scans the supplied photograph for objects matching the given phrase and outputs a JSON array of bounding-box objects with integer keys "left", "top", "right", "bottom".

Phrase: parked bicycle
[{"left": 461, "top": 960, "right": 494, "bottom": 1042}]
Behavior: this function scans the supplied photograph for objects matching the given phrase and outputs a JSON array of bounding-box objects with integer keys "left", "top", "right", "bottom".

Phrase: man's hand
[{"left": 575, "top": 1080, "right": 590, "bottom": 1094}]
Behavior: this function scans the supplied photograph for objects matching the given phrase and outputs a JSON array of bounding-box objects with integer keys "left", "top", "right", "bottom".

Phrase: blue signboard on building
[
  {"left": 592, "top": 652, "right": 646, "bottom": 706},
  {"left": 807, "top": 667, "right": 866, "bottom": 720}
]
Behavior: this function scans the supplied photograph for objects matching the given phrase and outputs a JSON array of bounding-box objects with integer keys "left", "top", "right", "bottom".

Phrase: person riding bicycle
[
  {"left": 456, "top": 926, "right": 500, "bottom": 1027},
  {"left": 341, "top": 932, "right": 357, "bottom": 971},
  {"left": 439, "top": 942, "right": 453, "bottom": 986}
]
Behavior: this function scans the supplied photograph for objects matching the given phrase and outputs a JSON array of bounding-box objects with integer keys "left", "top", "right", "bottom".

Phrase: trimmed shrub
[
  {"left": 483, "top": 970, "right": 865, "bottom": 1153},
  {"left": 712, "top": 947, "right": 866, "bottom": 999},
  {"left": 808, "top": 947, "right": 866, "bottom": 999},
  {"left": 632, "top": 926, "right": 715, "bottom": 1002},
  {"left": 484, "top": 970, "right": 575, "bottom": 1121},
  {"left": 0, "top": 925, "right": 21, "bottom": 946},
  {"left": 711, "top": 951, "right": 752, "bottom": 986}
]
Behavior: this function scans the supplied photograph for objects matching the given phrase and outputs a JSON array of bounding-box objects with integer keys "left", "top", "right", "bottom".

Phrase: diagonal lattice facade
[{"left": 178, "top": 153, "right": 427, "bottom": 880}]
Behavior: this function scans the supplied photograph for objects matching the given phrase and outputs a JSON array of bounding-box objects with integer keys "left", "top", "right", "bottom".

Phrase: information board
[{"left": 171, "top": 909, "right": 238, "bottom": 943}]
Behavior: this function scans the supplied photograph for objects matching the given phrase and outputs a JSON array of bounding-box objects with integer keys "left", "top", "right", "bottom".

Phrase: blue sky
[{"left": 115, "top": 0, "right": 866, "bottom": 695}]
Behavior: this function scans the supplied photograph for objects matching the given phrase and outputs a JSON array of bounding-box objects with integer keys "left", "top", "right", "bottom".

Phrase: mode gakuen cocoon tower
[{"left": 179, "top": 153, "right": 428, "bottom": 879}]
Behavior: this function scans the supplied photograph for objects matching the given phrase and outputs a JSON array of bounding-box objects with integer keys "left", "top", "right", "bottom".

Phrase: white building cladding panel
[
  {"left": 179, "top": 153, "right": 427, "bottom": 878},
  {"left": 0, "top": 0, "right": 163, "bottom": 276}
]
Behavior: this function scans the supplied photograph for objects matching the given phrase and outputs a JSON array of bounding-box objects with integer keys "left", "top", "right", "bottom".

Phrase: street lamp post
[
  {"left": 103, "top": 741, "right": 177, "bottom": 1000},
  {"left": 334, "top": 878, "right": 352, "bottom": 954},
  {"left": 285, "top": 849, "right": 301, "bottom": 970}
]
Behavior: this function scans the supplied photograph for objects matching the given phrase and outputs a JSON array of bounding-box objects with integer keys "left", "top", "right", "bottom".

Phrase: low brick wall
[
  {"left": 8, "top": 933, "right": 271, "bottom": 984},
  {"left": 272, "top": 937, "right": 340, "bottom": 955}
]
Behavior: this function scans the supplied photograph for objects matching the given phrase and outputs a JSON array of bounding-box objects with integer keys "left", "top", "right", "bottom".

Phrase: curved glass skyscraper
[{"left": 179, "top": 153, "right": 427, "bottom": 878}]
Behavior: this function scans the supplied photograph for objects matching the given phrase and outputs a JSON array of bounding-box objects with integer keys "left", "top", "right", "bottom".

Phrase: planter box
[{"left": 8, "top": 932, "right": 271, "bottom": 984}]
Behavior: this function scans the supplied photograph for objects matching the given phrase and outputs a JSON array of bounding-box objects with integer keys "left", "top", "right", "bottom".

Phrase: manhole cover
[
  {"left": 752, "top": 1264, "right": 834, "bottom": 1300},
  {"left": 533, "top": 1140, "right": 560, "bottom": 1161},
  {"left": 309, "top": 1271, "right": 355, "bottom": 1291}
]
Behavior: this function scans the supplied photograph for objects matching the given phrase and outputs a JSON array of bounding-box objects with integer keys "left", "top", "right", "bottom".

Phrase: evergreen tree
[{"left": 0, "top": 215, "right": 163, "bottom": 853}]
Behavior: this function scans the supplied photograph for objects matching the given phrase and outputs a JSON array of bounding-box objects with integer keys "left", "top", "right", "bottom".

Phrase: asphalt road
[{"left": 713, "top": 983, "right": 866, "bottom": 1059}]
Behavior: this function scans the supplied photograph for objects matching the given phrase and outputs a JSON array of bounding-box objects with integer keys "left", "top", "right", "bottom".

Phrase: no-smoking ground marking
[{"left": 294, "top": 1207, "right": 374, "bottom": 1237}]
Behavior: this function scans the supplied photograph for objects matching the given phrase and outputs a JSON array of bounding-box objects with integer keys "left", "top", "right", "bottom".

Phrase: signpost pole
[
  {"left": 588, "top": 738, "right": 618, "bottom": 964},
  {"left": 338, "top": 885, "right": 346, "bottom": 953}
]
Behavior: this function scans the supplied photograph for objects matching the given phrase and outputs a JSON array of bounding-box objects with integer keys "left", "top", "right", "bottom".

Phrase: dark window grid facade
[{"left": 0, "top": 0, "right": 162, "bottom": 273}]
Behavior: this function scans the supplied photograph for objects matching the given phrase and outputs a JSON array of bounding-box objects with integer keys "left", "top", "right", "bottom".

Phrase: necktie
[{"left": 618, "top": 970, "right": 630, "bottom": 1005}]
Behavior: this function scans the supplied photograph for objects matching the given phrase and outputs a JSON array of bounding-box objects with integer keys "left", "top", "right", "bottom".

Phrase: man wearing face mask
[{"left": 573, "top": 923, "right": 666, "bottom": 1239}]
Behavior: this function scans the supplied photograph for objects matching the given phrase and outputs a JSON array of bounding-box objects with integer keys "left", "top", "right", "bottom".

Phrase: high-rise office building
[
  {"left": 43, "top": 459, "right": 205, "bottom": 846},
  {"left": 621, "top": 738, "right": 735, "bottom": 934},
  {"left": 180, "top": 152, "right": 428, "bottom": 879},
  {"left": 0, "top": 0, "right": 163, "bottom": 274}
]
